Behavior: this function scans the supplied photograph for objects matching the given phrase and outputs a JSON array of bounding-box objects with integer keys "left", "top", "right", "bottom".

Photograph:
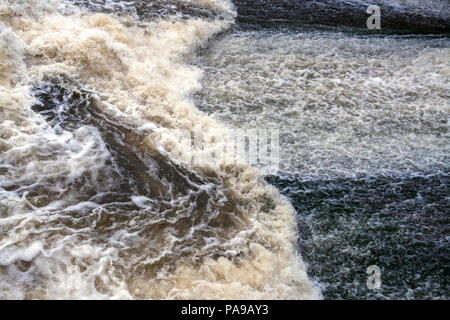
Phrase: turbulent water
[
  {"left": 194, "top": 14, "right": 450, "bottom": 299},
  {"left": 0, "top": 0, "right": 449, "bottom": 300}
]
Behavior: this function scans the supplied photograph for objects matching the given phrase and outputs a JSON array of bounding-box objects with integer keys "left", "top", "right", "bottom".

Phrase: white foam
[{"left": 0, "top": 0, "right": 318, "bottom": 299}]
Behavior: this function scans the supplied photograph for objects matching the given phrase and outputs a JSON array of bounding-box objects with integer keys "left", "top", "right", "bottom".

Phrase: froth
[
  {"left": 195, "top": 28, "right": 450, "bottom": 179},
  {"left": 0, "top": 0, "right": 318, "bottom": 299}
]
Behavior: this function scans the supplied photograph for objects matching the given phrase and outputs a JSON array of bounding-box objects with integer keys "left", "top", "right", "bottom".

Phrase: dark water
[
  {"left": 266, "top": 174, "right": 449, "bottom": 299},
  {"left": 233, "top": 0, "right": 450, "bottom": 33}
]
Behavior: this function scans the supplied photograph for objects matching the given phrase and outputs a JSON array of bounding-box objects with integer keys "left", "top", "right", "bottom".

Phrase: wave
[{"left": 0, "top": 0, "right": 320, "bottom": 299}]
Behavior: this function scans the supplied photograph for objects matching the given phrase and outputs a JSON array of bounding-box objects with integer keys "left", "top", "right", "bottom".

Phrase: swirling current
[{"left": 0, "top": 0, "right": 449, "bottom": 299}]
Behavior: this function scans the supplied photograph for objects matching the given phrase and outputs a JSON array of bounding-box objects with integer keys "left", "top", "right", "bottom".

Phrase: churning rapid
[
  {"left": 0, "top": 0, "right": 448, "bottom": 300},
  {"left": 195, "top": 2, "right": 449, "bottom": 299},
  {"left": 0, "top": 0, "right": 318, "bottom": 299}
]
